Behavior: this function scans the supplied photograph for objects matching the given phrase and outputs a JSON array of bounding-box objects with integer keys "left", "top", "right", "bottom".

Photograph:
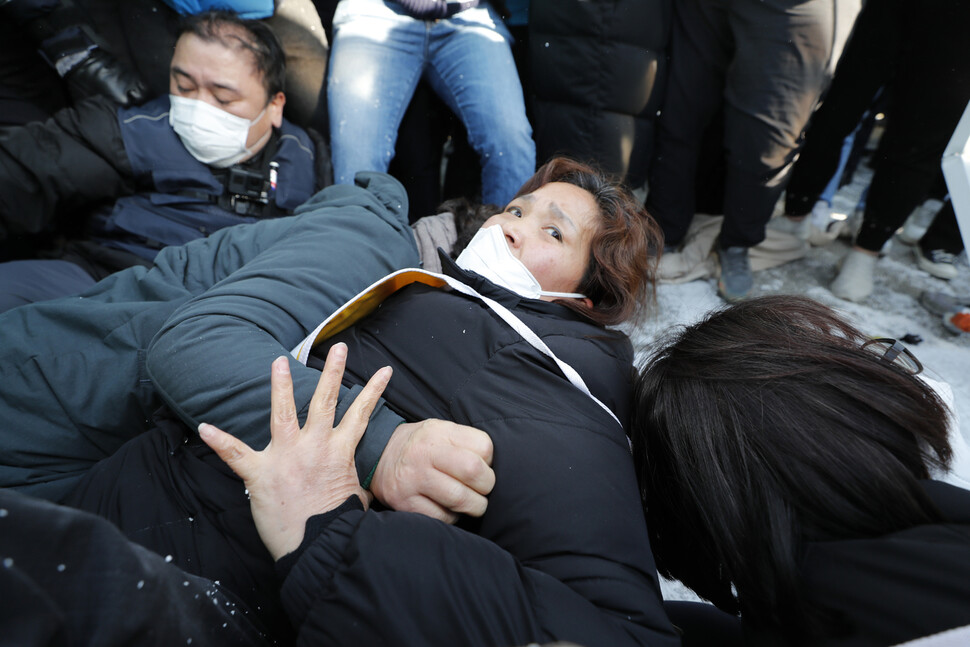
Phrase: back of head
[
  {"left": 178, "top": 10, "right": 286, "bottom": 98},
  {"left": 515, "top": 158, "right": 662, "bottom": 326},
  {"left": 631, "top": 295, "right": 952, "bottom": 638}
]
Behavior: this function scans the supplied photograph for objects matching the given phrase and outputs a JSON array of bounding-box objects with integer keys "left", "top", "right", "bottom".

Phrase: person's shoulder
[
  {"left": 277, "top": 118, "right": 317, "bottom": 160},
  {"left": 116, "top": 95, "right": 171, "bottom": 123},
  {"left": 535, "top": 310, "right": 633, "bottom": 358},
  {"left": 48, "top": 94, "right": 130, "bottom": 136}
]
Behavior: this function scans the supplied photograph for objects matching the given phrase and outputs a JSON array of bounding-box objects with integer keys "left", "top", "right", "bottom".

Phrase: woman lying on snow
[{"left": 0, "top": 159, "right": 679, "bottom": 646}]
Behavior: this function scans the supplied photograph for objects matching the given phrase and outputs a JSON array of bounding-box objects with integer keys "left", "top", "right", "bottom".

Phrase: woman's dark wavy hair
[
  {"left": 495, "top": 157, "right": 662, "bottom": 326},
  {"left": 179, "top": 10, "right": 286, "bottom": 98},
  {"left": 631, "top": 295, "right": 952, "bottom": 642}
]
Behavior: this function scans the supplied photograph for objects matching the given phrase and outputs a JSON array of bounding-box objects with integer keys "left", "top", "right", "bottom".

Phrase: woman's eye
[
  {"left": 507, "top": 206, "right": 522, "bottom": 218},
  {"left": 545, "top": 226, "right": 562, "bottom": 241}
]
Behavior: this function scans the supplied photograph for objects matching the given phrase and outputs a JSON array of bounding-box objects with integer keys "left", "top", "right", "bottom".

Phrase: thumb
[{"left": 199, "top": 422, "right": 258, "bottom": 483}]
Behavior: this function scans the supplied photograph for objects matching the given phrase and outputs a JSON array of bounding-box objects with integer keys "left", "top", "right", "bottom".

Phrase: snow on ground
[
  {"left": 627, "top": 235, "right": 970, "bottom": 437},
  {"left": 623, "top": 165, "right": 970, "bottom": 602}
]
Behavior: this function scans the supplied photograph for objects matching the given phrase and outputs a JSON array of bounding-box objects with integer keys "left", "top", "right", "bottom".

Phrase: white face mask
[
  {"left": 169, "top": 94, "right": 269, "bottom": 168},
  {"left": 455, "top": 225, "right": 587, "bottom": 300}
]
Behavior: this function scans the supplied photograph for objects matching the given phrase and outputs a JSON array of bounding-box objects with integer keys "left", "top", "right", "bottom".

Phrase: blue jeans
[
  {"left": 328, "top": 0, "right": 535, "bottom": 207},
  {"left": 819, "top": 126, "right": 856, "bottom": 206}
]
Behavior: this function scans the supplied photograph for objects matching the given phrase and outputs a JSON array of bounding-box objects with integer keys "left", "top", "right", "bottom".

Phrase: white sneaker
[
  {"left": 831, "top": 249, "right": 877, "bottom": 302},
  {"left": 915, "top": 247, "right": 959, "bottom": 280},
  {"left": 807, "top": 200, "right": 847, "bottom": 247}
]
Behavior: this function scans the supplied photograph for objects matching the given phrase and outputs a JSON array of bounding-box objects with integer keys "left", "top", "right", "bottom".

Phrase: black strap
[{"left": 172, "top": 130, "right": 284, "bottom": 219}]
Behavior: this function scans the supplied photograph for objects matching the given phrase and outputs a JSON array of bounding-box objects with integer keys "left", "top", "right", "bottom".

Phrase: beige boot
[{"left": 831, "top": 249, "right": 876, "bottom": 302}]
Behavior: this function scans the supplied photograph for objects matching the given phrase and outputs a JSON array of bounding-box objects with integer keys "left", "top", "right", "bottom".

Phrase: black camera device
[{"left": 225, "top": 166, "right": 270, "bottom": 216}]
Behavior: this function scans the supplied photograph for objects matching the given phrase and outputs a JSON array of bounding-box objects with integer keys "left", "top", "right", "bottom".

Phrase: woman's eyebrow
[
  {"left": 519, "top": 193, "right": 577, "bottom": 232},
  {"left": 548, "top": 202, "right": 578, "bottom": 232}
]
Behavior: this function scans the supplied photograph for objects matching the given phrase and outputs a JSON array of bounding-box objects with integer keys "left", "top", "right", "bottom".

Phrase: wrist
[
  {"left": 361, "top": 461, "right": 379, "bottom": 490},
  {"left": 274, "top": 495, "right": 364, "bottom": 578}
]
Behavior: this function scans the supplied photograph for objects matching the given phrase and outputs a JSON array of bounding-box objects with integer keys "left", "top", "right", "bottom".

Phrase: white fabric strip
[{"left": 292, "top": 268, "right": 622, "bottom": 428}]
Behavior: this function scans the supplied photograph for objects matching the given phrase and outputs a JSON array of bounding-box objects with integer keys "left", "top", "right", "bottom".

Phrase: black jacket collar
[
  {"left": 922, "top": 479, "right": 970, "bottom": 523},
  {"left": 437, "top": 250, "right": 593, "bottom": 324}
]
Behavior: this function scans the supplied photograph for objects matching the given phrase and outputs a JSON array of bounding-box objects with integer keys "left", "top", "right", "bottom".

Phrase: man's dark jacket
[{"left": 0, "top": 95, "right": 319, "bottom": 274}]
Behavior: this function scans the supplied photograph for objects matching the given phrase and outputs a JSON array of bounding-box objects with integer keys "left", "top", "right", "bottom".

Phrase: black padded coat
[
  {"left": 529, "top": 0, "right": 671, "bottom": 186},
  {"left": 282, "top": 257, "right": 678, "bottom": 647},
  {"left": 69, "top": 256, "right": 679, "bottom": 646}
]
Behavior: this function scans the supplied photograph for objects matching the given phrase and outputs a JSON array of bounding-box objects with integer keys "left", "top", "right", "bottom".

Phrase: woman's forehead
[{"left": 521, "top": 182, "right": 600, "bottom": 230}]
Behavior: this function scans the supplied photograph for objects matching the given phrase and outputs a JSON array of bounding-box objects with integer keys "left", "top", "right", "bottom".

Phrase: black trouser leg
[
  {"left": 855, "top": 0, "right": 970, "bottom": 252},
  {"left": 646, "top": 0, "right": 731, "bottom": 247},
  {"left": 783, "top": 0, "right": 900, "bottom": 217},
  {"left": 718, "top": 0, "right": 840, "bottom": 247},
  {"left": 920, "top": 198, "right": 964, "bottom": 256}
]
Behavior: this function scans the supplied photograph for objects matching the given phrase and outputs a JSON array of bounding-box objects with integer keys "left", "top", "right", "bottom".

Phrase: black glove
[
  {"left": 62, "top": 46, "right": 149, "bottom": 107},
  {"left": 28, "top": 11, "right": 149, "bottom": 108}
]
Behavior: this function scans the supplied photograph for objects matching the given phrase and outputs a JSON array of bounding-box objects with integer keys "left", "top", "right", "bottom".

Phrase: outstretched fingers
[
  {"left": 270, "top": 356, "right": 300, "bottom": 444},
  {"left": 338, "top": 364, "right": 392, "bottom": 449},
  {"left": 305, "top": 343, "right": 349, "bottom": 431},
  {"left": 199, "top": 422, "right": 259, "bottom": 483},
  {"left": 305, "top": 343, "right": 392, "bottom": 452}
]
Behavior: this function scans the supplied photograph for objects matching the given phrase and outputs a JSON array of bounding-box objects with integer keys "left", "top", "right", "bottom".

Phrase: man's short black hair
[{"left": 178, "top": 10, "right": 286, "bottom": 99}]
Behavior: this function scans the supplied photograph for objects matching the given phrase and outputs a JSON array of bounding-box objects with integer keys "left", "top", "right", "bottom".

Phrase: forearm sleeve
[
  {"left": 281, "top": 507, "right": 679, "bottom": 647},
  {"left": 146, "top": 177, "right": 419, "bottom": 481},
  {"left": 0, "top": 96, "right": 131, "bottom": 238}
]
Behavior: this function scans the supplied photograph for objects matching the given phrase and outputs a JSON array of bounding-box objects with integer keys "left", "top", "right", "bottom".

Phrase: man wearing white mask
[{"left": 0, "top": 10, "right": 324, "bottom": 313}]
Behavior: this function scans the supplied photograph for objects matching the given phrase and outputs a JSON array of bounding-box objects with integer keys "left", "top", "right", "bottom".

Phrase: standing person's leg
[
  {"left": 390, "top": 82, "right": 453, "bottom": 222},
  {"left": 326, "top": 0, "right": 426, "bottom": 185},
  {"left": 718, "top": 0, "right": 842, "bottom": 249},
  {"left": 920, "top": 199, "right": 963, "bottom": 256},
  {"left": 916, "top": 198, "right": 963, "bottom": 280},
  {"left": 646, "top": 0, "right": 732, "bottom": 248},
  {"left": 784, "top": 0, "right": 900, "bottom": 217},
  {"left": 426, "top": 2, "right": 535, "bottom": 206},
  {"left": 854, "top": 1, "right": 970, "bottom": 255},
  {"left": 833, "top": 0, "right": 970, "bottom": 301}
]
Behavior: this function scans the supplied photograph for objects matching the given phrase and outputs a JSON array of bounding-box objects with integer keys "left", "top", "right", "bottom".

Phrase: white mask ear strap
[
  {"left": 246, "top": 124, "right": 272, "bottom": 155},
  {"left": 249, "top": 105, "right": 269, "bottom": 128}
]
